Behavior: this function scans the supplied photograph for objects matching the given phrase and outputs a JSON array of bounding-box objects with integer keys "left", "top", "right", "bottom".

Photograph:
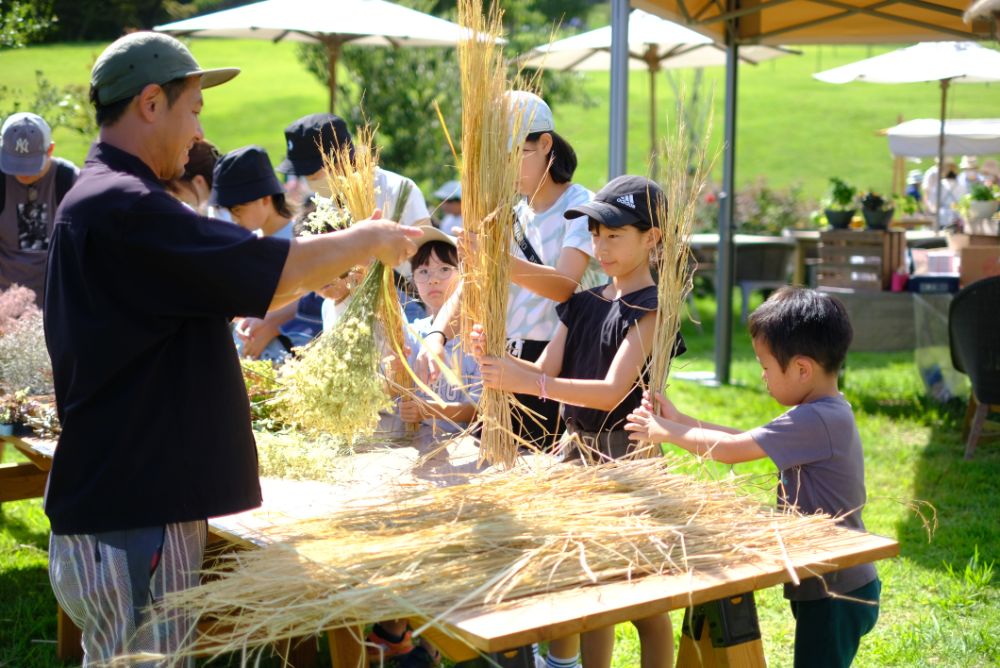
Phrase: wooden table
[
  {"left": 0, "top": 435, "right": 51, "bottom": 502},
  {"left": 691, "top": 230, "right": 949, "bottom": 289},
  {"left": 4, "top": 435, "right": 899, "bottom": 668}
]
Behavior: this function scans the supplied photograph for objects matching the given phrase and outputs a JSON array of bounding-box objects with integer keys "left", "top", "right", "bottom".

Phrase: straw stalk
[{"left": 456, "top": 0, "right": 526, "bottom": 468}]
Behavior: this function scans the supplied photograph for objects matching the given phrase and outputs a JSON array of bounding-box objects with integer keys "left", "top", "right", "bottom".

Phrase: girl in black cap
[{"left": 472, "top": 175, "right": 677, "bottom": 668}]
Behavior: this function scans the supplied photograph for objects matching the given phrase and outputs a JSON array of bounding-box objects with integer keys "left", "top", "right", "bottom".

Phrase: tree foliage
[
  {"left": 0, "top": 70, "right": 97, "bottom": 137},
  {"left": 0, "top": 0, "right": 55, "bottom": 49},
  {"left": 44, "top": 0, "right": 242, "bottom": 41}
]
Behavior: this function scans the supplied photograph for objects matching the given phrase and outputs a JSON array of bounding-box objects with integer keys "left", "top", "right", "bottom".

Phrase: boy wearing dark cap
[
  {"left": 43, "top": 31, "right": 419, "bottom": 664},
  {"left": 280, "top": 112, "right": 431, "bottom": 232},
  {"left": 280, "top": 112, "right": 431, "bottom": 331},
  {"left": 0, "top": 112, "right": 79, "bottom": 304}
]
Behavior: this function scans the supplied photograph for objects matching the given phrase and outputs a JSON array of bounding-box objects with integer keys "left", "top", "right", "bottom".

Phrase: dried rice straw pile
[
  {"left": 456, "top": 0, "right": 526, "bottom": 469},
  {"left": 152, "top": 457, "right": 855, "bottom": 664},
  {"left": 274, "top": 127, "right": 402, "bottom": 439},
  {"left": 646, "top": 101, "right": 718, "bottom": 397}
]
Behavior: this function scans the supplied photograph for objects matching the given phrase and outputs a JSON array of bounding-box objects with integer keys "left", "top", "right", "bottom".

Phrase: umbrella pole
[
  {"left": 608, "top": 0, "right": 629, "bottom": 179},
  {"left": 649, "top": 65, "right": 658, "bottom": 176},
  {"left": 646, "top": 46, "right": 660, "bottom": 176},
  {"left": 933, "top": 78, "right": 950, "bottom": 232},
  {"left": 326, "top": 37, "right": 343, "bottom": 114}
]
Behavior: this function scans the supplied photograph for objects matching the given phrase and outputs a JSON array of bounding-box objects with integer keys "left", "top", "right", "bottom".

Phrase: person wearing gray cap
[
  {"left": 42, "top": 31, "right": 420, "bottom": 665},
  {"left": 0, "top": 112, "right": 79, "bottom": 304}
]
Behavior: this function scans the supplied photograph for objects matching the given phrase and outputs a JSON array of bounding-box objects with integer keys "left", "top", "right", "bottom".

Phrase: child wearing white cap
[{"left": 419, "top": 91, "right": 603, "bottom": 463}]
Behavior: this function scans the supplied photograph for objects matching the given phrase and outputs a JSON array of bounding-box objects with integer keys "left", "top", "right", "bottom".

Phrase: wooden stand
[
  {"left": 818, "top": 230, "right": 906, "bottom": 292},
  {"left": 962, "top": 394, "right": 1000, "bottom": 459},
  {"left": 677, "top": 593, "right": 766, "bottom": 667}
]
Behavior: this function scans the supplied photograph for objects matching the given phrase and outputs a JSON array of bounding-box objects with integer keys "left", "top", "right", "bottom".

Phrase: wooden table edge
[{"left": 443, "top": 533, "right": 898, "bottom": 653}]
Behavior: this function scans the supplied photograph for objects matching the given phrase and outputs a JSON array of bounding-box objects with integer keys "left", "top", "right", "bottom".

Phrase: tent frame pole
[
  {"left": 933, "top": 78, "right": 950, "bottom": 232},
  {"left": 608, "top": 0, "right": 630, "bottom": 180},
  {"left": 714, "top": 8, "right": 738, "bottom": 387}
]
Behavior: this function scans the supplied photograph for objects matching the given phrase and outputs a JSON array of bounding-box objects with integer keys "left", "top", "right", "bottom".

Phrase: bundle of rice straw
[
  {"left": 150, "top": 457, "right": 855, "bottom": 664},
  {"left": 457, "top": 0, "right": 526, "bottom": 469},
  {"left": 646, "top": 101, "right": 718, "bottom": 402},
  {"left": 274, "top": 127, "right": 404, "bottom": 439}
]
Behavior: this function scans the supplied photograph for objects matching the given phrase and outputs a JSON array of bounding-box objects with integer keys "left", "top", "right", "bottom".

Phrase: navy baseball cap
[
  {"left": 211, "top": 145, "right": 284, "bottom": 208},
  {"left": 278, "top": 113, "right": 353, "bottom": 176},
  {"left": 564, "top": 175, "right": 666, "bottom": 230}
]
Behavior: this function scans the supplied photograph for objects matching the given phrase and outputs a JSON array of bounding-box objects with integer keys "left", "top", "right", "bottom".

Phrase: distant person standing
[
  {"left": 433, "top": 179, "right": 463, "bottom": 234},
  {"left": 922, "top": 158, "right": 965, "bottom": 227},
  {"left": 278, "top": 113, "right": 432, "bottom": 328},
  {"left": 904, "top": 169, "right": 923, "bottom": 205},
  {"left": 279, "top": 113, "right": 431, "bottom": 233},
  {"left": 957, "top": 155, "right": 981, "bottom": 191},
  {"left": 0, "top": 112, "right": 78, "bottom": 304}
]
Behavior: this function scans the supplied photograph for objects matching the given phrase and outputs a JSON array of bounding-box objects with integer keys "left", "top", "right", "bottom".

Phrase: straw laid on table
[{"left": 150, "top": 456, "right": 853, "bottom": 664}]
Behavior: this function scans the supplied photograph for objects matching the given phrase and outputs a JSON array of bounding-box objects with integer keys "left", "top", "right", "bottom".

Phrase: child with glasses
[
  {"left": 367, "top": 227, "right": 480, "bottom": 668},
  {"left": 397, "top": 226, "right": 480, "bottom": 433}
]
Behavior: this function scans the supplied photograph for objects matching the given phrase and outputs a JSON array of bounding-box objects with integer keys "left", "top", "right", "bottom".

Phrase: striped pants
[{"left": 49, "top": 521, "right": 207, "bottom": 667}]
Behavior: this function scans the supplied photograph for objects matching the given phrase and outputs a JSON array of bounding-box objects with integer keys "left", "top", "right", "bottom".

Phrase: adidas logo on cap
[{"left": 616, "top": 194, "right": 636, "bottom": 209}]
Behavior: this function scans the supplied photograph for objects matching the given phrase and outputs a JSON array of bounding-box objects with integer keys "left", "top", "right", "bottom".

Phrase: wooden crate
[{"left": 817, "top": 230, "right": 906, "bottom": 291}]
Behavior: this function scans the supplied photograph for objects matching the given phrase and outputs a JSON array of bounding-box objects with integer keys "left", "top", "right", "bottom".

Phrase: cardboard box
[
  {"left": 959, "top": 246, "right": 1000, "bottom": 287},
  {"left": 948, "top": 233, "right": 1000, "bottom": 252}
]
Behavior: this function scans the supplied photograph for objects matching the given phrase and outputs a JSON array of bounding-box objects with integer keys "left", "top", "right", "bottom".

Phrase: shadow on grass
[
  {"left": 0, "top": 564, "right": 62, "bottom": 667},
  {"left": 895, "top": 417, "right": 1000, "bottom": 574}
]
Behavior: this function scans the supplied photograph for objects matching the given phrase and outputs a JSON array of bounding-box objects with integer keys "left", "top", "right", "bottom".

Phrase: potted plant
[
  {"left": 0, "top": 389, "right": 30, "bottom": 436},
  {"left": 859, "top": 191, "right": 894, "bottom": 230},
  {"left": 893, "top": 193, "right": 922, "bottom": 217},
  {"left": 967, "top": 183, "right": 999, "bottom": 221},
  {"left": 822, "top": 177, "right": 856, "bottom": 229}
]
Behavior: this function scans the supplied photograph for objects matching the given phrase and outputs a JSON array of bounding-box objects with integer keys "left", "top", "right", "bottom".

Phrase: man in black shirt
[{"left": 43, "top": 32, "right": 419, "bottom": 664}]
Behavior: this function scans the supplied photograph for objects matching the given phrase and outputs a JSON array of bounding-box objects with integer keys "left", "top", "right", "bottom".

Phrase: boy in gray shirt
[{"left": 626, "top": 286, "right": 879, "bottom": 668}]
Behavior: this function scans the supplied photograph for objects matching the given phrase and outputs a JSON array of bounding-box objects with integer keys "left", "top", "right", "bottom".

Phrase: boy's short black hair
[
  {"left": 411, "top": 240, "right": 458, "bottom": 270},
  {"left": 748, "top": 287, "right": 852, "bottom": 374},
  {"left": 525, "top": 130, "right": 577, "bottom": 184}
]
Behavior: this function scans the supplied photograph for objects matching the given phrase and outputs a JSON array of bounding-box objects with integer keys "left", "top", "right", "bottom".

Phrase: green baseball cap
[{"left": 91, "top": 31, "right": 240, "bottom": 105}]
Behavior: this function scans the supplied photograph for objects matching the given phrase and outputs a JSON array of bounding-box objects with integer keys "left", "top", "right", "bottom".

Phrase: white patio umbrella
[
  {"left": 814, "top": 41, "right": 1000, "bottom": 228},
  {"left": 156, "top": 0, "right": 473, "bottom": 112},
  {"left": 521, "top": 9, "right": 793, "bottom": 157},
  {"left": 887, "top": 118, "right": 1000, "bottom": 157}
]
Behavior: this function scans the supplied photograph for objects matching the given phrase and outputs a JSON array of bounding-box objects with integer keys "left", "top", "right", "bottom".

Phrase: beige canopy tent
[
  {"left": 633, "top": 0, "right": 995, "bottom": 43},
  {"left": 611, "top": 0, "right": 994, "bottom": 384}
]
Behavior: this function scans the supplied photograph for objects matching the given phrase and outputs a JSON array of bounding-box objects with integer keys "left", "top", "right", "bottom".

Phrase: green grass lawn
[
  {"left": 2, "top": 293, "right": 998, "bottom": 666},
  {"left": 2, "top": 40, "right": 1000, "bottom": 202}
]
